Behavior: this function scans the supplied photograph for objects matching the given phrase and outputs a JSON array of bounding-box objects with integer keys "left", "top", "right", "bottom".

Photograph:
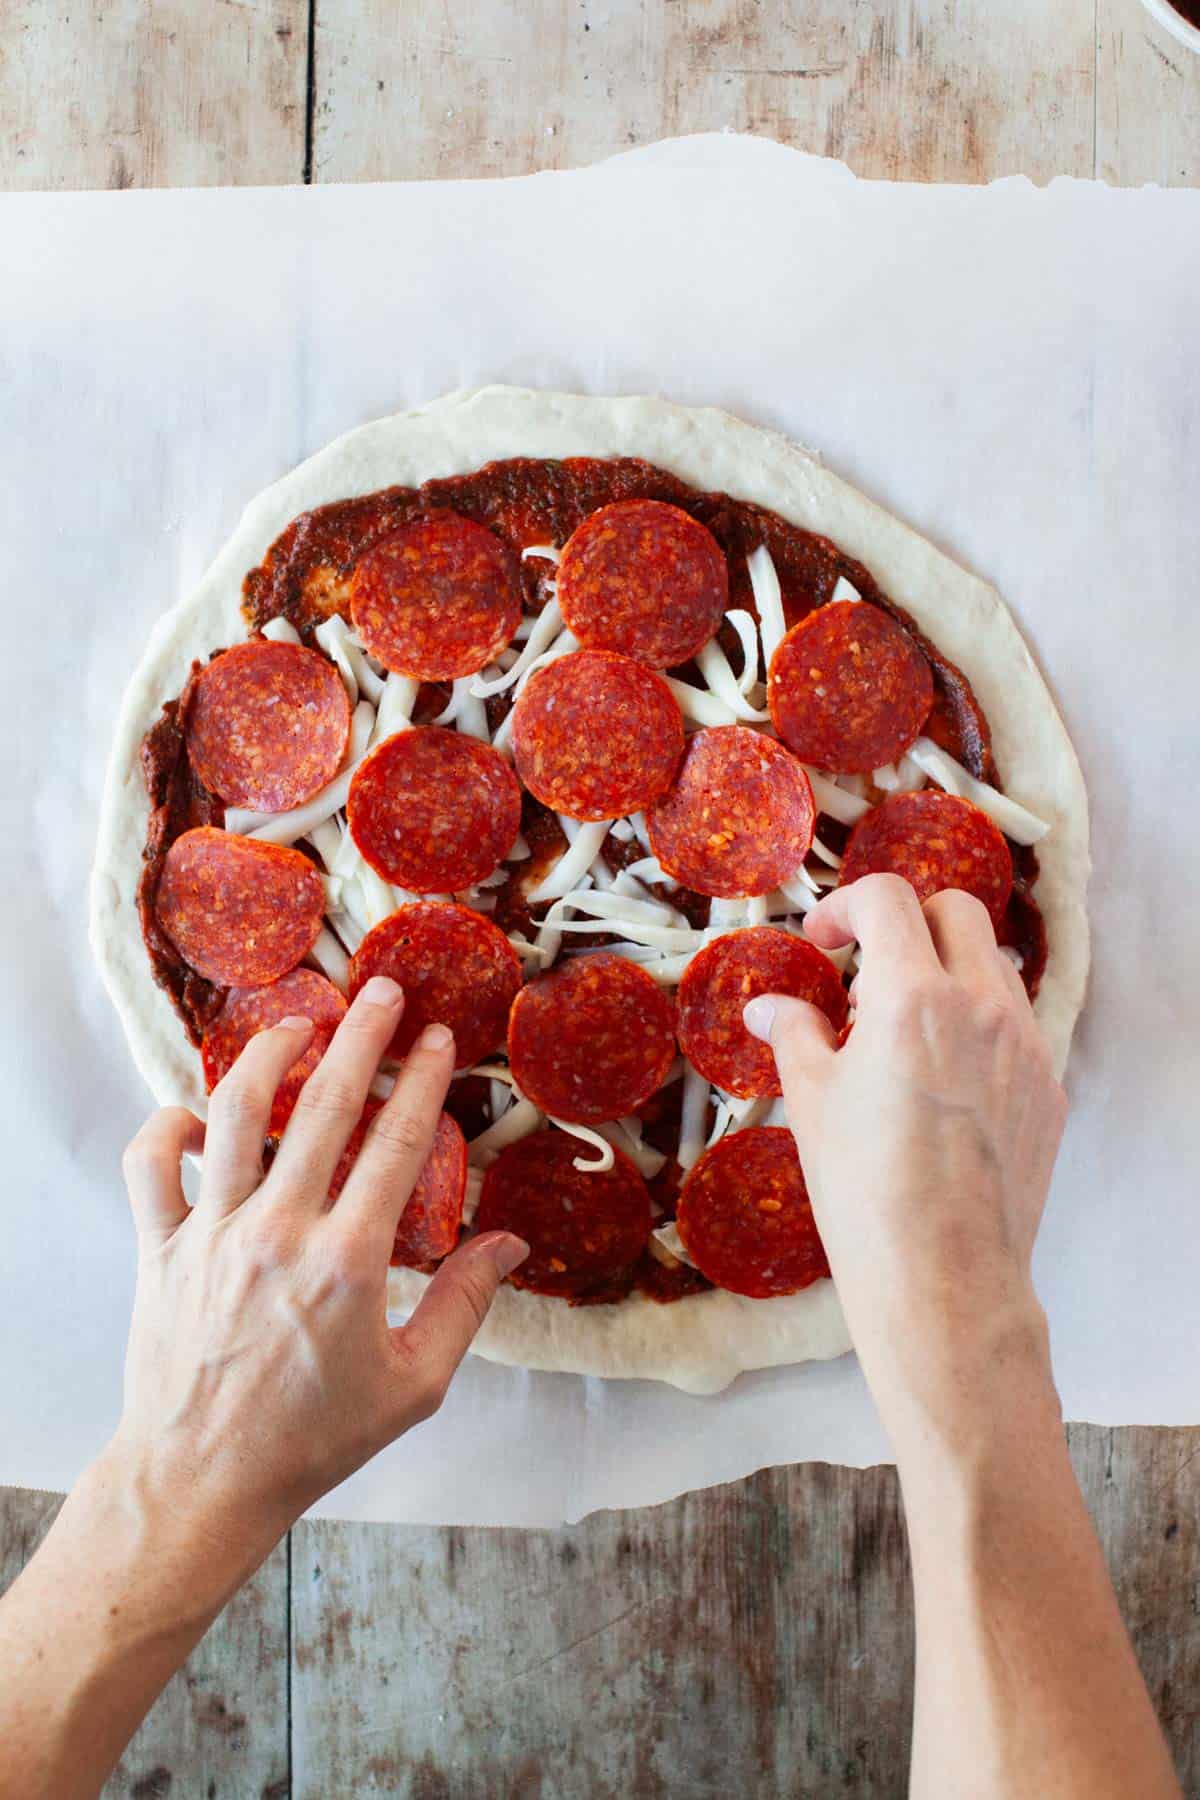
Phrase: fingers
[
  {"left": 269, "top": 977, "right": 405, "bottom": 1209},
  {"left": 332, "top": 1023, "right": 457, "bottom": 1255},
  {"left": 922, "top": 889, "right": 1009, "bottom": 989},
  {"left": 803, "top": 875, "right": 941, "bottom": 986},
  {"left": 200, "top": 1017, "right": 316, "bottom": 1217},
  {"left": 744, "top": 994, "right": 839, "bottom": 1131},
  {"left": 123, "top": 1108, "right": 206, "bottom": 1245},
  {"left": 393, "top": 1231, "right": 529, "bottom": 1420}
]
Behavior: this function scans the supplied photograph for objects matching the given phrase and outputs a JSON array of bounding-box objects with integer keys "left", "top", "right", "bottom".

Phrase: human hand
[
  {"left": 113, "top": 976, "right": 527, "bottom": 1565},
  {"left": 744, "top": 874, "right": 1067, "bottom": 1455}
]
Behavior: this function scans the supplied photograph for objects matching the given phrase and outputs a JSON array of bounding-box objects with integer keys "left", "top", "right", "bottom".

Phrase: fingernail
[
  {"left": 361, "top": 976, "right": 402, "bottom": 1007},
  {"left": 279, "top": 1014, "right": 314, "bottom": 1032},
  {"left": 420, "top": 1023, "right": 454, "bottom": 1052},
  {"left": 476, "top": 1231, "right": 530, "bottom": 1278},
  {"left": 743, "top": 995, "right": 776, "bottom": 1041}
]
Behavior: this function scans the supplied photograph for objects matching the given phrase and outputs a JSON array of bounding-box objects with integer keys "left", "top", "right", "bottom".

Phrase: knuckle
[
  {"left": 371, "top": 1107, "right": 430, "bottom": 1161},
  {"left": 299, "top": 1071, "right": 365, "bottom": 1122},
  {"left": 212, "top": 1075, "right": 272, "bottom": 1130},
  {"left": 243, "top": 1217, "right": 294, "bottom": 1274}
]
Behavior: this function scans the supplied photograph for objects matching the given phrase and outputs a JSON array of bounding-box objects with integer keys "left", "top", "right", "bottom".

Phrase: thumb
[
  {"left": 743, "top": 993, "right": 837, "bottom": 1131},
  {"left": 393, "top": 1230, "right": 529, "bottom": 1404}
]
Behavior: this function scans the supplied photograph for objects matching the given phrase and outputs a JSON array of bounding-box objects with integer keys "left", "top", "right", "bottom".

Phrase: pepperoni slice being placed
[
  {"left": 839, "top": 789, "right": 1013, "bottom": 927},
  {"left": 328, "top": 1100, "right": 466, "bottom": 1266},
  {"left": 507, "top": 952, "right": 677, "bottom": 1125},
  {"left": 676, "top": 1127, "right": 829, "bottom": 1298},
  {"left": 349, "top": 512, "right": 522, "bottom": 680},
  {"left": 201, "top": 968, "right": 348, "bottom": 1132},
  {"left": 348, "top": 902, "right": 522, "bottom": 1069},
  {"left": 475, "top": 1129, "right": 652, "bottom": 1299},
  {"left": 511, "top": 648, "right": 685, "bottom": 821},
  {"left": 347, "top": 725, "right": 521, "bottom": 893},
  {"left": 768, "top": 600, "right": 933, "bottom": 774},
  {"left": 556, "top": 499, "right": 728, "bottom": 669},
  {"left": 646, "top": 725, "right": 816, "bottom": 899},
  {"left": 186, "top": 639, "right": 352, "bottom": 812},
  {"left": 156, "top": 827, "right": 325, "bottom": 987},
  {"left": 677, "top": 928, "right": 849, "bottom": 1099}
]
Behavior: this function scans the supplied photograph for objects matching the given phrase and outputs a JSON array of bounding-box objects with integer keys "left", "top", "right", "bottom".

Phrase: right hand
[{"left": 744, "top": 874, "right": 1067, "bottom": 1452}]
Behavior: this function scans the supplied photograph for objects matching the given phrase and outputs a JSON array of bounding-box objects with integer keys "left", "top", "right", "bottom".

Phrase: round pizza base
[{"left": 91, "top": 385, "right": 1090, "bottom": 1394}]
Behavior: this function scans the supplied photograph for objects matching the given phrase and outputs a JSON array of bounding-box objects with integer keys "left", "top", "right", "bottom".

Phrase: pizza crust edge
[{"left": 90, "top": 384, "right": 1090, "bottom": 1394}]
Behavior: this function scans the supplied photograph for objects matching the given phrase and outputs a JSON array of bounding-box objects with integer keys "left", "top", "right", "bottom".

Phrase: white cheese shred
[
  {"left": 801, "top": 765, "right": 872, "bottom": 826},
  {"left": 747, "top": 544, "right": 787, "bottom": 672},
  {"left": 907, "top": 737, "right": 1051, "bottom": 846},
  {"left": 677, "top": 1064, "right": 711, "bottom": 1172},
  {"left": 831, "top": 575, "right": 862, "bottom": 605},
  {"left": 696, "top": 635, "right": 770, "bottom": 723},
  {"left": 370, "top": 672, "right": 420, "bottom": 746},
  {"left": 308, "top": 927, "right": 351, "bottom": 993},
  {"left": 663, "top": 676, "right": 738, "bottom": 728},
  {"left": 527, "top": 821, "right": 612, "bottom": 904},
  {"left": 261, "top": 616, "right": 302, "bottom": 646},
  {"left": 521, "top": 543, "right": 561, "bottom": 564},
  {"left": 467, "top": 1098, "right": 543, "bottom": 1168},
  {"left": 548, "top": 1118, "right": 616, "bottom": 1173},
  {"left": 650, "top": 1221, "right": 698, "bottom": 1271},
  {"left": 469, "top": 600, "right": 564, "bottom": 699}
]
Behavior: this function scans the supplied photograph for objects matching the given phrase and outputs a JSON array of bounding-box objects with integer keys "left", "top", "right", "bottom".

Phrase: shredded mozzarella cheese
[
  {"left": 308, "top": 927, "right": 351, "bottom": 992},
  {"left": 907, "top": 737, "right": 1051, "bottom": 845},
  {"left": 747, "top": 544, "right": 787, "bottom": 671},
  {"left": 663, "top": 676, "right": 739, "bottom": 727},
  {"left": 800, "top": 765, "right": 872, "bottom": 825},
  {"left": 470, "top": 600, "right": 564, "bottom": 699},
  {"left": 831, "top": 575, "right": 862, "bottom": 605},
  {"left": 527, "top": 821, "right": 612, "bottom": 903},
  {"left": 696, "top": 635, "right": 769, "bottom": 723},
  {"left": 261, "top": 616, "right": 302, "bottom": 646},
  {"left": 467, "top": 1098, "right": 543, "bottom": 1168},
  {"left": 677, "top": 1064, "right": 711, "bottom": 1172},
  {"left": 548, "top": 1118, "right": 615, "bottom": 1173}
]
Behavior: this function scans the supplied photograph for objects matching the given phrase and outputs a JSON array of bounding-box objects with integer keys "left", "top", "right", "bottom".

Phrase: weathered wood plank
[
  {"left": 1, "top": 0, "right": 308, "bottom": 190},
  {"left": 289, "top": 1464, "right": 909, "bottom": 1798},
  {"left": 0, "top": 1486, "right": 290, "bottom": 1800},
  {"left": 1097, "top": 0, "right": 1200, "bottom": 185},
  {"left": 291, "top": 1428, "right": 1200, "bottom": 1798},
  {"left": 310, "top": 0, "right": 1096, "bottom": 186}
]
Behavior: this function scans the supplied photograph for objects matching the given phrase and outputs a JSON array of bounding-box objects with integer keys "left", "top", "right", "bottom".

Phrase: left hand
[{"left": 114, "top": 975, "right": 527, "bottom": 1556}]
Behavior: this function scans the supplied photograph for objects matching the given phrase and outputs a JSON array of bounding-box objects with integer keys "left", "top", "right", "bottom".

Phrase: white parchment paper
[{"left": 1, "top": 136, "right": 1197, "bottom": 1525}]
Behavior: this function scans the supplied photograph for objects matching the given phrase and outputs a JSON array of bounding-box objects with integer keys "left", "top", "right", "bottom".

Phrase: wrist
[
  {"left": 85, "top": 1434, "right": 282, "bottom": 1632},
  {"left": 860, "top": 1284, "right": 1061, "bottom": 1477}
]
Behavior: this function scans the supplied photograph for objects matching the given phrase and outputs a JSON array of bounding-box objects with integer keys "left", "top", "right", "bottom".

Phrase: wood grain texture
[
  {"left": 2, "top": 0, "right": 308, "bottom": 190},
  {"left": 289, "top": 1429, "right": 1200, "bottom": 1798},
  {"left": 0, "top": 1488, "right": 290, "bottom": 1800},
  {"left": 311, "top": 0, "right": 1099, "bottom": 187},
  {"left": 1098, "top": 0, "right": 1200, "bottom": 184}
]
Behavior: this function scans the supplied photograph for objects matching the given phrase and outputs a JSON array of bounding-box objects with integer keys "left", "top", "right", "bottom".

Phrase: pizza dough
[{"left": 90, "top": 385, "right": 1090, "bottom": 1394}]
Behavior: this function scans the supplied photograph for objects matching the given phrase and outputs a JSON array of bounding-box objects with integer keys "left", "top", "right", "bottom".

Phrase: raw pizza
[{"left": 92, "top": 387, "right": 1089, "bottom": 1394}]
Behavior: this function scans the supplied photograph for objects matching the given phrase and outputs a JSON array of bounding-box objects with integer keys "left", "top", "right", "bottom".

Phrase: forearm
[
  {"left": 892, "top": 1331, "right": 1180, "bottom": 1800},
  {"left": 0, "top": 1443, "right": 276, "bottom": 1800}
]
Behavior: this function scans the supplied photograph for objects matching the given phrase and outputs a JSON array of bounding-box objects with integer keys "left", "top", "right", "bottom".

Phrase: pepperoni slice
[
  {"left": 328, "top": 1101, "right": 466, "bottom": 1266},
  {"left": 348, "top": 902, "right": 522, "bottom": 1069},
  {"left": 556, "top": 500, "right": 728, "bottom": 668},
  {"left": 201, "top": 968, "right": 347, "bottom": 1132},
  {"left": 507, "top": 952, "right": 677, "bottom": 1125},
  {"left": 839, "top": 789, "right": 1013, "bottom": 926},
  {"left": 347, "top": 726, "right": 521, "bottom": 893},
  {"left": 511, "top": 649, "right": 685, "bottom": 821},
  {"left": 349, "top": 513, "right": 522, "bottom": 680},
  {"left": 475, "top": 1129, "right": 652, "bottom": 1298},
  {"left": 186, "top": 639, "right": 352, "bottom": 812},
  {"left": 676, "top": 1127, "right": 829, "bottom": 1298},
  {"left": 646, "top": 725, "right": 816, "bottom": 899},
  {"left": 677, "top": 929, "right": 849, "bottom": 1099},
  {"left": 768, "top": 600, "right": 933, "bottom": 774},
  {"left": 156, "top": 827, "right": 325, "bottom": 987}
]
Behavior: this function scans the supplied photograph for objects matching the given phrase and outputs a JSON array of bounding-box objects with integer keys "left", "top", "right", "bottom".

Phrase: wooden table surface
[{"left": 3, "top": 3, "right": 1199, "bottom": 1795}]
